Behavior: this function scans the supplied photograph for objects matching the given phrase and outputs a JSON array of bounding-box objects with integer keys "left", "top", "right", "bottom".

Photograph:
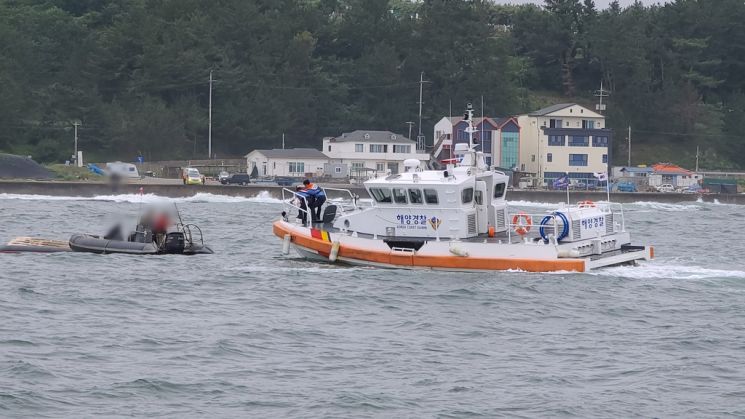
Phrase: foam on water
[
  {"left": 592, "top": 262, "right": 745, "bottom": 280},
  {"left": 0, "top": 191, "right": 283, "bottom": 204}
]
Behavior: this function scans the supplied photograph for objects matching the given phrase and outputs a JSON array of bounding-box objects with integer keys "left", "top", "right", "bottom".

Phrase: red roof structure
[{"left": 651, "top": 163, "right": 693, "bottom": 175}]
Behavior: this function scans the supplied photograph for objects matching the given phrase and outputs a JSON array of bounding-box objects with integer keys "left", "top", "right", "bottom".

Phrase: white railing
[
  {"left": 280, "top": 186, "right": 360, "bottom": 225},
  {"left": 505, "top": 201, "right": 626, "bottom": 243}
]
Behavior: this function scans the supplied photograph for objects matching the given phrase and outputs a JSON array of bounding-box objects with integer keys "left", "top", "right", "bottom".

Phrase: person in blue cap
[{"left": 302, "top": 179, "right": 327, "bottom": 222}]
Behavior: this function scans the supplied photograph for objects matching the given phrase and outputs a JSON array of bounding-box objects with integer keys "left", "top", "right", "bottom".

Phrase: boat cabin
[{"left": 333, "top": 157, "right": 510, "bottom": 239}]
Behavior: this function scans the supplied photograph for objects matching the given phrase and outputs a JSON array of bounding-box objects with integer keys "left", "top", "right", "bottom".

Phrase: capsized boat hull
[
  {"left": 273, "top": 220, "right": 653, "bottom": 273},
  {"left": 0, "top": 237, "right": 71, "bottom": 253},
  {"left": 69, "top": 234, "right": 213, "bottom": 255}
]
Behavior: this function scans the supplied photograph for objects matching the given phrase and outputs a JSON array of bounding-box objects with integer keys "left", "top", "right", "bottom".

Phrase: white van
[{"left": 106, "top": 162, "right": 140, "bottom": 178}]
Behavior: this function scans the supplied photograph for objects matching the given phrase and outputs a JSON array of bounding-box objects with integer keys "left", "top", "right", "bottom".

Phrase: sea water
[{"left": 1, "top": 193, "right": 744, "bottom": 417}]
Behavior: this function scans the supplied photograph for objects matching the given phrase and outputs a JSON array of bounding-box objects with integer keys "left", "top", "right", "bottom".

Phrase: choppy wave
[
  {"left": 593, "top": 262, "right": 745, "bottom": 280},
  {"left": 507, "top": 199, "right": 730, "bottom": 213},
  {"left": 627, "top": 201, "right": 704, "bottom": 212},
  {"left": 0, "top": 191, "right": 283, "bottom": 204}
]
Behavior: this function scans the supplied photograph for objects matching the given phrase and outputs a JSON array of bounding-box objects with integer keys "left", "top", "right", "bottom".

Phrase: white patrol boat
[{"left": 273, "top": 107, "right": 653, "bottom": 273}]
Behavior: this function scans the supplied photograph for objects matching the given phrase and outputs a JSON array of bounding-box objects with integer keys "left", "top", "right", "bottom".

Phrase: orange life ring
[
  {"left": 512, "top": 212, "right": 532, "bottom": 236},
  {"left": 577, "top": 200, "right": 596, "bottom": 208}
]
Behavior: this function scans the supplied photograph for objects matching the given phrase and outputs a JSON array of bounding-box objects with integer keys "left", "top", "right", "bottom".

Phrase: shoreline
[{"left": 0, "top": 180, "right": 743, "bottom": 205}]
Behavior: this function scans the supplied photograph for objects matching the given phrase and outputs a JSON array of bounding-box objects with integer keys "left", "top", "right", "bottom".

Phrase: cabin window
[
  {"left": 494, "top": 183, "right": 506, "bottom": 198},
  {"left": 474, "top": 190, "right": 483, "bottom": 205},
  {"left": 423, "top": 189, "right": 439, "bottom": 204},
  {"left": 461, "top": 187, "right": 474, "bottom": 204},
  {"left": 370, "top": 188, "right": 392, "bottom": 203},
  {"left": 408, "top": 189, "right": 423, "bottom": 204},
  {"left": 392, "top": 188, "right": 408, "bottom": 204}
]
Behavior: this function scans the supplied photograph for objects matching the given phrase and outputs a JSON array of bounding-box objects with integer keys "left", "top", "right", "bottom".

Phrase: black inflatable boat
[{"left": 69, "top": 223, "right": 213, "bottom": 255}]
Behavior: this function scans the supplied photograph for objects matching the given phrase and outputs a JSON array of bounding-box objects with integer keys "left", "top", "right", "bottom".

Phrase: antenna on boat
[{"left": 173, "top": 202, "right": 184, "bottom": 227}]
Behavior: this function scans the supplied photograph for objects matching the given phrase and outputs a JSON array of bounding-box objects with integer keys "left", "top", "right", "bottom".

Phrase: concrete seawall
[{"left": 1, "top": 180, "right": 743, "bottom": 204}]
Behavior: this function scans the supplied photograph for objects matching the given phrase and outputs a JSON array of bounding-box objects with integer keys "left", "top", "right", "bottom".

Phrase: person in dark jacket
[
  {"left": 302, "top": 179, "right": 327, "bottom": 222},
  {"left": 294, "top": 186, "right": 311, "bottom": 225}
]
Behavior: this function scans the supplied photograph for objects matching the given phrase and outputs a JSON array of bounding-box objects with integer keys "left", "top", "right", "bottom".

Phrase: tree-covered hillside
[{"left": 1, "top": 0, "right": 743, "bottom": 169}]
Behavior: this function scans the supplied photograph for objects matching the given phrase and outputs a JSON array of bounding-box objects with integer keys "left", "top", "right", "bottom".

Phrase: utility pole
[
  {"left": 594, "top": 80, "right": 610, "bottom": 114},
  {"left": 627, "top": 125, "right": 632, "bottom": 167},
  {"left": 282, "top": 132, "right": 285, "bottom": 149},
  {"left": 208, "top": 70, "right": 213, "bottom": 159},
  {"left": 72, "top": 121, "right": 80, "bottom": 164},
  {"left": 695, "top": 145, "right": 700, "bottom": 172},
  {"left": 405, "top": 122, "right": 415, "bottom": 140},
  {"left": 480, "top": 95, "right": 484, "bottom": 147},
  {"left": 417, "top": 72, "right": 426, "bottom": 151}
]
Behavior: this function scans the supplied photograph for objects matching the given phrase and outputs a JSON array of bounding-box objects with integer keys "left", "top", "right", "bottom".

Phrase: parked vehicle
[
  {"left": 616, "top": 181, "right": 637, "bottom": 192},
  {"left": 106, "top": 161, "right": 140, "bottom": 178},
  {"left": 656, "top": 184, "right": 675, "bottom": 193},
  {"left": 218, "top": 171, "right": 230, "bottom": 183},
  {"left": 182, "top": 167, "right": 205, "bottom": 185},
  {"left": 274, "top": 176, "right": 296, "bottom": 187},
  {"left": 569, "top": 180, "right": 587, "bottom": 190},
  {"left": 223, "top": 173, "right": 251, "bottom": 185}
]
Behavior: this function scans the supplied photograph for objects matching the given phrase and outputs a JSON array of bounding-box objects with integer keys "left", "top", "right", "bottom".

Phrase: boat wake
[
  {"left": 590, "top": 262, "right": 745, "bottom": 280},
  {"left": 0, "top": 191, "right": 283, "bottom": 204}
]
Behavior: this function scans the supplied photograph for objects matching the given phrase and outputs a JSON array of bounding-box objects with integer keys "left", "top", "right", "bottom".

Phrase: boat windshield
[
  {"left": 423, "top": 189, "right": 439, "bottom": 204},
  {"left": 370, "top": 188, "right": 392, "bottom": 203},
  {"left": 408, "top": 189, "right": 423, "bottom": 204}
]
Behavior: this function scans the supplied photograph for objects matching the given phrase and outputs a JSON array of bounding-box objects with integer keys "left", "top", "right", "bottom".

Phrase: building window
[
  {"left": 423, "top": 189, "right": 439, "bottom": 204},
  {"left": 569, "top": 136, "right": 589, "bottom": 146},
  {"left": 288, "top": 162, "right": 305, "bottom": 174},
  {"left": 370, "top": 144, "right": 387, "bottom": 153},
  {"left": 351, "top": 162, "right": 364, "bottom": 170},
  {"left": 500, "top": 132, "right": 519, "bottom": 169},
  {"left": 531, "top": 155, "right": 535, "bottom": 162},
  {"left": 328, "top": 145, "right": 331, "bottom": 152},
  {"left": 334, "top": 166, "right": 342, "bottom": 174},
  {"left": 569, "top": 154, "right": 588, "bottom": 166},
  {"left": 461, "top": 187, "right": 474, "bottom": 204},
  {"left": 409, "top": 189, "right": 423, "bottom": 204},
  {"left": 376, "top": 162, "right": 385, "bottom": 172},
  {"left": 393, "top": 145, "right": 411, "bottom": 153},
  {"left": 547, "top": 153, "right": 552, "bottom": 162},
  {"left": 593, "top": 136, "right": 609, "bottom": 147},
  {"left": 602, "top": 154, "right": 608, "bottom": 163},
  {"left": 549, "top": 119, "right": 563, "bottom": 128},
  {"left": 582, "top": 120, "right": 595, "bottom": 129},
  {"left": 355, "top": 144, "right": 363, "bottom": 152},
  {"left": 548, "top": 135, "right": 565, "bottom": 146}
]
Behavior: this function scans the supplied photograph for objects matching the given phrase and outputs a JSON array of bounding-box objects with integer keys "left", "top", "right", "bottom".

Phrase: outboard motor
[{"left": 164, "top": 232, "right": 186, "bottom": 254}]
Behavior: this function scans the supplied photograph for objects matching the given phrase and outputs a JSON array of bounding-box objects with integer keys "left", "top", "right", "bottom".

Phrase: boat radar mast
[{"left": 454, "top": 103, "right": 487, "bottom": 170}]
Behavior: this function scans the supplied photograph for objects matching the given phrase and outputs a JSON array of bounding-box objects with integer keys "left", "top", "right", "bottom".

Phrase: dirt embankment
[{"left": 0, "top": 154, "right": 54, "bottom": 179}]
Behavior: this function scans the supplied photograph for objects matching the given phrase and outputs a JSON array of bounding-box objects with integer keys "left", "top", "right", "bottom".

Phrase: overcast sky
[{"left": 493, "top": 0, "right": 667, "bottom": 8}]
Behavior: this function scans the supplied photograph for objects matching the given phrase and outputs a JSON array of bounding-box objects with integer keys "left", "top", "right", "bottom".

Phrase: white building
[
  {"left": 245, "top": 148, "right": 329, "bottom": 178},
  {"left": 323, "top": 130, "right": 429, "bottom": 177},
  {"left": 516, "top": 103, "right": 611, "bottom": 184}
]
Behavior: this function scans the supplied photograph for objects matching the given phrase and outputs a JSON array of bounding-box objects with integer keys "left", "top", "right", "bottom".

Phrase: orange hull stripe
[{"left": 273, "top": 221, "right": 585, "bottom": 272}]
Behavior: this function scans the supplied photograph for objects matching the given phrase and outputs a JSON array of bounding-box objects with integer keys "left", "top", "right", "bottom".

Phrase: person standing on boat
[
  {"left": 293, "top": 186, "right": 311, "bottom": 225},
  {"left": 302, "top": 179, "right": 326, "bottom": 222}
]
